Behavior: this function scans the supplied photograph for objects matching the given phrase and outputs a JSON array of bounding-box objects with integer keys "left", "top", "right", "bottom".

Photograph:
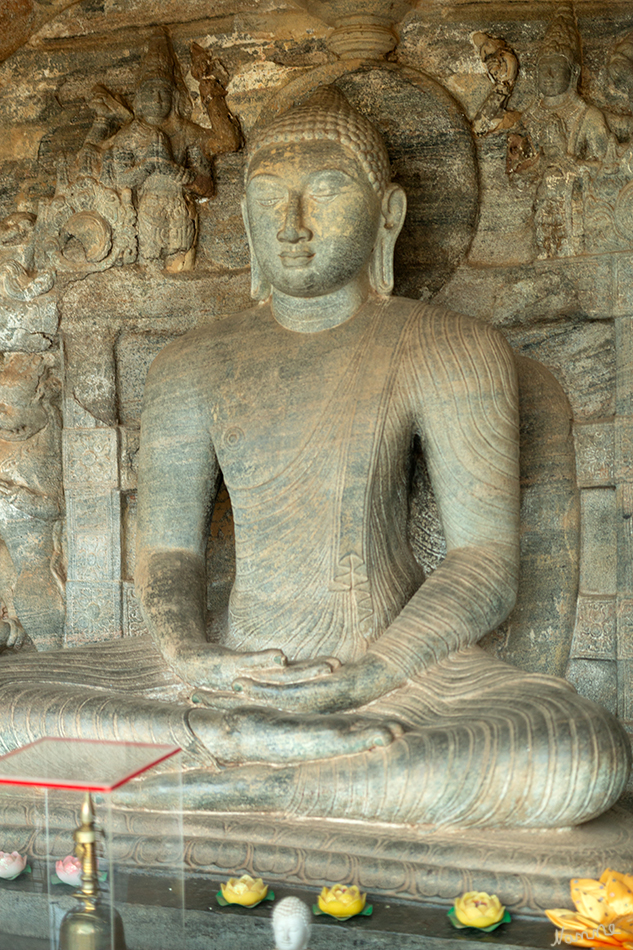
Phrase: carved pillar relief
[
  {"left": 504, "top": 3, "right": 617, "bottom": 261},
  {"left": 553, "top": 264, "right": 633, "bottom": 725},
  {"left": 62, "top": 426, "right": 121, "bottom": 646}
]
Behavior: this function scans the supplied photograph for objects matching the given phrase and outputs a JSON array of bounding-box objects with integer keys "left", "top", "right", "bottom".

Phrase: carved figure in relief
[
  {"left": 0, "top": 31, "right": 241, "bottom": 294},
  {"left": 507, "top": 2, "right": 615, "bottom": 257},
  {"left": 472, "top": 32, "right": 520, "bottom": 136},
  {"left": 578, "top": 32, "right": 633, "bottom": 251},
  {"left": 0, "top": 354, "right": 64, "bottom": 653},
  {"left": 0, "top": 91, "right": 134, "bottom": 299},
  {"left": 98, "top": 32, "right": 216, "bottom": 272},
  {"left": 607, "top": 34, "right": 633, "bottom": 141},
  {"left": 0, "top": 87, "right": 629, "bottom": 829},
  {"left": 553, "top": 30, "right": 633, "bottom": 254}
]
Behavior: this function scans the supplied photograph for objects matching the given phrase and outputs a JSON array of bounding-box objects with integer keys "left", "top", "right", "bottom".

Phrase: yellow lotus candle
[
  {"left": 448, "top": 891, "right": 510, "bottom": 932},
  {"left": 317, "top": 884, "right": 367, "bottom": 919},
  {"left": 219, "top": 874, "right": 269, "bottom": 907},
  {"left": 545, "top": 870, "right": 633, "bottom": 948}
]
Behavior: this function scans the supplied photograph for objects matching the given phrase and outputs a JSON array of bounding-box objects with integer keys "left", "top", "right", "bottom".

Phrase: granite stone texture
[{"left": 0, "top": 0, "right": 632, "bottom": 939}]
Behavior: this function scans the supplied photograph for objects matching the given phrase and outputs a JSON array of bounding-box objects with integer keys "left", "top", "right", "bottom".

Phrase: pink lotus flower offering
[
  {"left": 0, "top": 851, "right": 27, "bottom": 880},
  {"left": 55, "top": 855, "right": 83, "bottom": 887}
]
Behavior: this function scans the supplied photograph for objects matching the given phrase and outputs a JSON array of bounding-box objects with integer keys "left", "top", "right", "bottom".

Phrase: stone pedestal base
[{"left": 0, "top": 790, "right": 632, "bottom": 919}]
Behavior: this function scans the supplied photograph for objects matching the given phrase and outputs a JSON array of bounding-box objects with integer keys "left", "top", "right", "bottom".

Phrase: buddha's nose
[{"left": 277, "top": 193, "right": 312, "bottom": 243}]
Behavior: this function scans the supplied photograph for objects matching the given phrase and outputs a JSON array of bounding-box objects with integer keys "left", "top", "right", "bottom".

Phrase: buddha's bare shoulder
[
  {"left": 408, "top": 299, "right": 511, "bottom": 353},
  {"left": 145, "top": 305, "right": 262, "bottom": 385},
  {"left": 390, "top": 297, "right": 515, "bottom": 378}
]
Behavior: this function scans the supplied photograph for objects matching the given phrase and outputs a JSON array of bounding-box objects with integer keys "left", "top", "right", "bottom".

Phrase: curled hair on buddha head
[
  {"left": 247, "top": 85, "right": 392, "bottom": 197},
  {"left": 244, "top": 85, "right": 406, "bottom": 301},
  {"left": 271, "top": 896, "right": 311, "bottom": 950}
]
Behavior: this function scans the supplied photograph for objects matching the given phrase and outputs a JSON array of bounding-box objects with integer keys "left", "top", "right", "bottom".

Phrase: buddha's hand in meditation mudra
[
  {"left": 191, "top": 648, "right": 398, "bottom": 715},
  {"left": 135, "top": 548, "right": 407, "bottom": 762}
]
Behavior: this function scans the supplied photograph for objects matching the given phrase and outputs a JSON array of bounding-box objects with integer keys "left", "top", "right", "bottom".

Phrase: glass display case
[{"left": 0, "top": 738, "right": 183, "bottom": 950}]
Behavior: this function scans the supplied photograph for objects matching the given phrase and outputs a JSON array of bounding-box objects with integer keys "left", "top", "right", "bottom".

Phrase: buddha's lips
[{"left": 279, "top": 250, "right": 314, "bottom": 266}]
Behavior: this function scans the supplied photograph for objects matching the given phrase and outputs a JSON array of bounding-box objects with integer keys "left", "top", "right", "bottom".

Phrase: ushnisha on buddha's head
[{"left": 242, "top": 86, "right": 407, "bottom": 315}]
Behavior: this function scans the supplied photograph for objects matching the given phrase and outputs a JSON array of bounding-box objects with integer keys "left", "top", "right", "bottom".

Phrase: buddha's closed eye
[
  {"left": 249, "top": 180, "right": 287, "bottom": 206},
  {"left": 309, "top": 190, "right": 339, "bottom": 202},
  {"left": 256, "top": 195, "right": 285, "bottom": 207}
]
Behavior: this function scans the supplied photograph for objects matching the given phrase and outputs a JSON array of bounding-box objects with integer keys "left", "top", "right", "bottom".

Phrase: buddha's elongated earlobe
[
  {"left": 241, "top": 195, "right": 271, "bottom": 302},
  {"left": 369, "top": 184, "right": 407, "bottom": 296}
]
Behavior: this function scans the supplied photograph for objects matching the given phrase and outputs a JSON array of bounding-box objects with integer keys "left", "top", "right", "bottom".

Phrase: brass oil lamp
[{"left": 58, "top": 791, "right": 127, "bottom": 950}]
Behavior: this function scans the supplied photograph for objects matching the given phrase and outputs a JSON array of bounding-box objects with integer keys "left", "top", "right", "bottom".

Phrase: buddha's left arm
[
  {"left": 364, "top": 313, "right": 520, "bottom": 690},
  {"left": 232, "top": 313, "right": 520, "bottom": 714}
]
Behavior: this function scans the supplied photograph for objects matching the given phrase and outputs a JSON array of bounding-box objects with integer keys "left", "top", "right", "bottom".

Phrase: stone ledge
[
  {"left": 0, "top": 791, "right": 631, "bottom": 918},
  {"left": 0, "top": 873, "right": 558, "bottom": 950}
]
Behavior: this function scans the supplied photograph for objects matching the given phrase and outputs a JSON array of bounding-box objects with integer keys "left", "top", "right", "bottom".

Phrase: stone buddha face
[
  {"left": 245, "top": 139, "right": 384, "bottom": 300},
  {"left": 134, "top": 78, "right": 173, "bottom": 126},
  {"left": 273, "top": 915, "right": 309, "bottom": 950},
  {"left": 537, "top": 51, "right": 575, "bottom": 98},
  {"left": 242, "top": 86, "right": 407, "bottom": 316}
]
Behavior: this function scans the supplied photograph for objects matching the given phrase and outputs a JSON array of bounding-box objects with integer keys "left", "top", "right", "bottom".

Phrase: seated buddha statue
[{"left": 0, "top": 86, "right": 629, "bottom": 828}]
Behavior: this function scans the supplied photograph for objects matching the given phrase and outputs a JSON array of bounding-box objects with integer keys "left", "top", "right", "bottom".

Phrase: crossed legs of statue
[
  {"left": 0, "top": 640, "right": 629, "bottom": 827},
  {"left": 166, "top": 646, "right": 631, "bottom": 828}
]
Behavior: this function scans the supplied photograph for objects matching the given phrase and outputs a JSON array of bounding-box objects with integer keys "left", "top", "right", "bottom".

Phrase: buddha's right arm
[
  {"left": 135, "top": 548, "right": 208, "bottom": 663},
  {"left": 135, "top": 339, "right": 284, "bottom": 688}
]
